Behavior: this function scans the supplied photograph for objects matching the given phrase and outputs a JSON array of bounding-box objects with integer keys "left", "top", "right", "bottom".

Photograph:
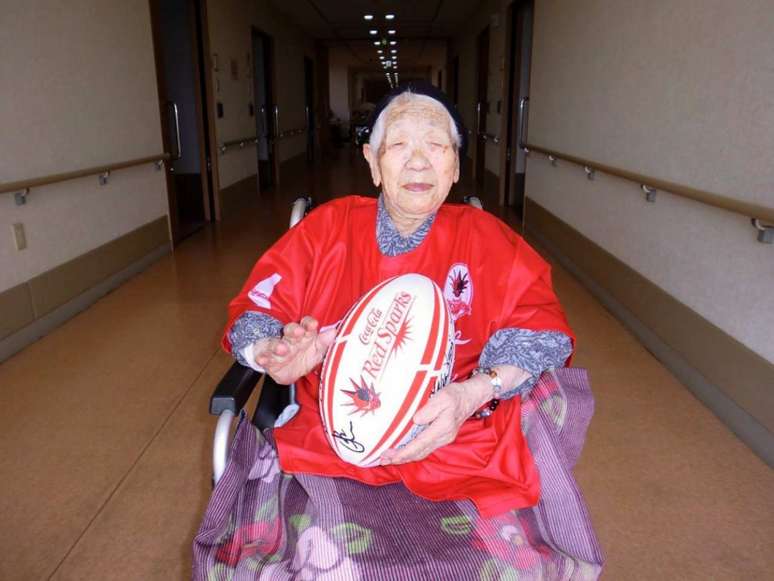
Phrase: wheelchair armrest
[{"left": 209, "top": 362, "right": 262, "bottom": 416}]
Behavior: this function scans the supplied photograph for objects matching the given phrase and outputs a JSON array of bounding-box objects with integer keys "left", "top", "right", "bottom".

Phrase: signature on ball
[{"left": 332, "top": 421, "right": 366, "bottom": 453}]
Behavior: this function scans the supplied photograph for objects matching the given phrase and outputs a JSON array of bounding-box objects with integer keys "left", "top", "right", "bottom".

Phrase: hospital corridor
[{"left": 1, "top": 1, "right": 772, "bottom": 580}]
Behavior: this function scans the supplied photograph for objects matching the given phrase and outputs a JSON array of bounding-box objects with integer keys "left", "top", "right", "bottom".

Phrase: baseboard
[
  {"left": 0, "top": 217, "right": 170, "bottom": 363},
  {"left": 525, "top": 198, "right": 774, "bottom": 466},
  {"left": 219, "top": 175, "right": 258, "bottom": 217},
  {"left": 219, "top": 154, "right": 312, "bottom": 217}
]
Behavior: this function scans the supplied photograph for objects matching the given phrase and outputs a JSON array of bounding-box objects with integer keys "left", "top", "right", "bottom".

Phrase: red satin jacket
[{"left": 223, "top": 195, "right": 574, "bottom": 516}]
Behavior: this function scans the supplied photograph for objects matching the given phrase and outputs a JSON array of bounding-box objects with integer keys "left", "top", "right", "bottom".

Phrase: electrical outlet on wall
[{"left": 12, "top": 223, "right": 27, "bottom": 251}]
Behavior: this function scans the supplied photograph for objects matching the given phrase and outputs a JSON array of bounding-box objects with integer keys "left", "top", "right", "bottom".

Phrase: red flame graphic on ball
[{"left": 341, "top": 377, "right": 381, "bottom": 416}]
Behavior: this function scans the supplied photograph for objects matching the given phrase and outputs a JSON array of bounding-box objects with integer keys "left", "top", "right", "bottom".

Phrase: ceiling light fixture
[
  {"left": 369, "top": 29, "right": 377, "bottom": 35},
  {"left": 391, "top": 49, "right": 397, "bottom": 53},
  {"left": 364, "top": 14, "right": 373, "bottom": 20},
  {"left": 373, "top": 41, "right": 380, "bottom": 46},
  {"left": 388, "top": 29, "right": 396, "bottom": 35},
  {"left": 386, "top": 14, "right": 395, "bottom": 20},
  {"left": 389, "top": 40, "right": 397, "bottom": 45}
]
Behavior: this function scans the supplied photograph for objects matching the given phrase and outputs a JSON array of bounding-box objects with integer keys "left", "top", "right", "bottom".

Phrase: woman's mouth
[{"left": 402, "top": 182, "right": 433, "bottom": 192}]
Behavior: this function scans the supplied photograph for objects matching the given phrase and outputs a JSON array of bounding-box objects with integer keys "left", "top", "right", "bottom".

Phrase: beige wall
[
  {"left": 526, "top": 0, "right": 774, "bottom": 363},
  {"left": 208, "top": 0, "right": 314, "bottom": 189},
  {"left": 0, "top": 0, "right": 168, "bottom": 293}
]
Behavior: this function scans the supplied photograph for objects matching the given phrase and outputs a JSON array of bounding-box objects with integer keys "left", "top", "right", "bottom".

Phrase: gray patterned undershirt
[
  {"left": 376, "top": 194, "right": 436, "bottom": 256},
  {"left": 229, "top": 194, "right": 572, "bottom": 399}
]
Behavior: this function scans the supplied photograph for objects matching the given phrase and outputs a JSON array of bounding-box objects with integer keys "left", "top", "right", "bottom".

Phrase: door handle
[
  {"left": 168, "top": 101, "right": 182, "bottom": 160},
  {"left": 517, "top": 97, "right": 529, "bottom": 148},
  {"left": 476, "top": 102, "right": 482, "bottom": 134},
  {"left": 273, "top": 105, "right": 280, "bottom": 139},
  {"left": 258, "top": 105, "right": 268, "bottom": 137}
]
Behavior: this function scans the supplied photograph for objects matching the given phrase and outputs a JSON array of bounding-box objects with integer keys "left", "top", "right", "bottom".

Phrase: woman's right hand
[{"left": 253, "top": 316, "right": 336, "bottom": 385}]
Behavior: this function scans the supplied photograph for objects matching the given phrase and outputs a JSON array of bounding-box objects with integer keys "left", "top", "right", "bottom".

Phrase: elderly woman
[{"left": 194, "top": 84, "right": 603, "bottom": 580}]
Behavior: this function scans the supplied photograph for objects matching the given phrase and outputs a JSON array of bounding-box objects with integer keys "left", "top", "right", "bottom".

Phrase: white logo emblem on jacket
[
  {"left": 444, "top": 263, "right": 473, "bottom": 345},
  {"left": 248, "top": 273, "right": 282, "bottom": 309}
]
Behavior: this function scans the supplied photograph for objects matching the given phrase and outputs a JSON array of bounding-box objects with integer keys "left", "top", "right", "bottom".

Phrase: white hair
[{"left": 368, "top": 91, "right": 462, "bottom": 154}]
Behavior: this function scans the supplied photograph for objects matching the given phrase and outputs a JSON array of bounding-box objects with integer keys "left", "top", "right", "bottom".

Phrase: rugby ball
[{"left": 319, "top": 274, "right": 455, "bottom": 467}]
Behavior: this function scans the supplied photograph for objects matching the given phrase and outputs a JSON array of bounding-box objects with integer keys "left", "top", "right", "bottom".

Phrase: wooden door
[
  {"left": 474, "top": 27, "right": 490, "bottom": 187},
  {"left": 252, "top": 28, "right": 276, "bottom": 191},
  {"left": 149, "top": 0, "right": 213, "bottom": 244}
]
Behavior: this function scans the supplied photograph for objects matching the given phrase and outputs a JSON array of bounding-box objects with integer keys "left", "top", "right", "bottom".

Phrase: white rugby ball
[{"left": 319, "top": 273, "right": 455, "bottom": 467}]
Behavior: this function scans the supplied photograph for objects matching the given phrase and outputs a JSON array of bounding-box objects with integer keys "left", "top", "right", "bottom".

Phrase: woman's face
[{"left": 364, "top": 98, "right": 460, "bottom": 226}]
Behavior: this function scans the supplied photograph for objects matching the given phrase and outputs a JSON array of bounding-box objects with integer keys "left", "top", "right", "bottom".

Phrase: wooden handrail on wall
[
  {"left": 524, "top": 143, "right": 774, "bottom": 233},
  {"left": 0, "top": 153, "right": 170, "bottom": 204},
  {"left": 220, "top": 136, "right": 258, "bottom": 152},
  {"left": 219, "top": 128, "right": 305, "bottom": 153},
  {"left": 278, "top": 126, "right": 306, "bottom": 139}
]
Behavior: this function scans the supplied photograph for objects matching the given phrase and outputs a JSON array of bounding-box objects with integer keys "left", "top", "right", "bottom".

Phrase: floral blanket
[{"left": 192, "top": 369, "right": 604, "bottom": 580}]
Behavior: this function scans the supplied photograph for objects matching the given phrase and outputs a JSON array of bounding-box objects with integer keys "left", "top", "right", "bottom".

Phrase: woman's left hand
[{"left": 379, "top": 374, "right": 492, "bottom": 465}]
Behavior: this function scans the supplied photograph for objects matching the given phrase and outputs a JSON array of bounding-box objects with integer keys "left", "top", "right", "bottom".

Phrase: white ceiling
[{"left": 268, "top": 0, "right": 479, "bottom": 41}]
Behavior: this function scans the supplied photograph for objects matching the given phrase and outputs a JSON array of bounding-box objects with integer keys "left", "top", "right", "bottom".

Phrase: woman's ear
[{"left": 363, "top": 144, "right": 382, "bottom": 188}]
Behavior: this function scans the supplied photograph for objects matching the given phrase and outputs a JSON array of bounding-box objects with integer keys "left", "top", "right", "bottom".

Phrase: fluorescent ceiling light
[
  {"left": 369, "top": 29, "right": 377, "bottom": 35},
  {"left": 391, "top": 49, "right": 397, "bottom": 53},
  {"left": 386, "top": 14, "right": 395, "bottom": 20},
  {"left": 377, "top": 49, "right": 383, "bottom": 54},
  {"left": 364, "top": 14, "right": 373, "bottom": 20},
  {"left": 388, "top": 30, "right": 396, "bottom": 35},
  {"left": 373, "top": 41, "right": 380, "bottom": 46},
  {"left": 389, "top": 41, "right": 397, "bottom": 45}
]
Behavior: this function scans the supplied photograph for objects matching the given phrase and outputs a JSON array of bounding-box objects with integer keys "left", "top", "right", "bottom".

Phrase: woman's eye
[{"left": 388, "top": 142, "right": 405, "bottom": 149}]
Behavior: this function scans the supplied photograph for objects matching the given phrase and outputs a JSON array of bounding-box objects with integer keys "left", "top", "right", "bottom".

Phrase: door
[
  {"left": 474, "top": 27, "right": 490, "bottom": 187},
  {"left": 252, "top": 29, "right": 276, "bottom": 191},
  {"left": 450, "top": 55, "right": 460, "bottom": 105},
  {"left": 503, "top": 0, "right": 534, "bottom": 220},
  {"left": 150, "top": 0, "right": 213, "bottom": 245},
  {"left": 304, "top": 57, "right": 315, "bottom": 162}
]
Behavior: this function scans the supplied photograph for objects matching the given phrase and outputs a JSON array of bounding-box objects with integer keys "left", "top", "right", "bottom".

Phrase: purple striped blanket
[{"left": 192, "top": 368, "right": 604, "bottom": 580}]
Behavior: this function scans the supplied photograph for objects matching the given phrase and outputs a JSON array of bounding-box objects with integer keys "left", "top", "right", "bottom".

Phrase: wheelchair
[
  {"left": 199, "top": 198, "right": 603, "bottom": 578},
  {"left": 209, "top": 194, "right": 484, "bottom": 484}
]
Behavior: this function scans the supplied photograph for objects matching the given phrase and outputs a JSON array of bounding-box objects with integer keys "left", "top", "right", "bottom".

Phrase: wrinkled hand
[
  {"left": 379, "top": 375, "right": 492, "bottom": 465},
  {"left": 254, "top": 316, "right": 336, "bottom": 385}
]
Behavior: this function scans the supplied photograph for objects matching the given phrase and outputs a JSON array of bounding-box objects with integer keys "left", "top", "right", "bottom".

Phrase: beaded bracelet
[
  {"left": 470, "top": 367, "right": 503, "bottom": 419},
  {"left": 472, "top": 398, "right": 500, "bottom": 419}
]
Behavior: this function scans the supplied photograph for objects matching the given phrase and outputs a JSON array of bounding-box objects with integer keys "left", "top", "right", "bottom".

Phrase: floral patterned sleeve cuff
[
  {"left": 228, "top": 311, "right": 284, "bottom": 368},
  {"left": 479, "top": 328, "right": 573, "bottom": 399}
]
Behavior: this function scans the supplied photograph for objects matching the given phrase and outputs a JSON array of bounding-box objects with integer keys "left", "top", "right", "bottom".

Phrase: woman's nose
[{"left": 405, "top": 148, "right": 431, "bottom": 170}]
